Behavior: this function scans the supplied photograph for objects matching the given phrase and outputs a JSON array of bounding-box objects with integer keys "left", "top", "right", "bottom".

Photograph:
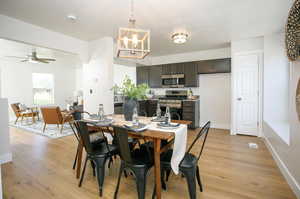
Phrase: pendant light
[{"left": 117, "top": 0, "right": 150, "bottom": 59}]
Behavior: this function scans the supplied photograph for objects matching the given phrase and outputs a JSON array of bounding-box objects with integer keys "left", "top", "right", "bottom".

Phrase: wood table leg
[
  {"left": 76, "top": 141, "right": 83, "bottom": 179},
  {"left": 154, "top": 138, "right": 162, "bottom": 199}
]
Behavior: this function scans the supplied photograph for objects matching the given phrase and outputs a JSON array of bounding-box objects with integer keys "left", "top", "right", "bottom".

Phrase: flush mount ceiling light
[
  {"left": 172, "top": 33, "right": 189, "bottom": 44},
  {"left": 117, "top": 0, "right": 150, "bottom": 59}
]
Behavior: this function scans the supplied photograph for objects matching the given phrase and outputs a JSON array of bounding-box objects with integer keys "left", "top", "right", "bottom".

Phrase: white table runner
[{"left": 147, "top": 123, "right": 187, "bottom": 174}]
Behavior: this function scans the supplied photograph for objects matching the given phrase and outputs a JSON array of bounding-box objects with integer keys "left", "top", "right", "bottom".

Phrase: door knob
[{"left": 237, "top": 97, "right": 242, "bottom": 101}]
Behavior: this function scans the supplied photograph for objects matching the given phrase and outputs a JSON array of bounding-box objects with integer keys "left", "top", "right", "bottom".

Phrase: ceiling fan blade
[
  {"left": 39, "top": 58, "right": 56, "bottom": 61},
  {"left": 37, "top": 59, "right": 49, "bottom": 64},
  {"left": 5, "top": 56, "right": 28, "bottom": 59}
]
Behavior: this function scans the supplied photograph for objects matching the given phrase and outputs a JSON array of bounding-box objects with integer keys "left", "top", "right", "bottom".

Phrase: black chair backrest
[
  {"left": 113, "top": 126, "right": 133, "bottom": 164},
  {"left": 186, "top": 121, "right": 211, "bottom": 161},
  {"left": 73, "top": 121, "right": 94, "bottom": 154}
]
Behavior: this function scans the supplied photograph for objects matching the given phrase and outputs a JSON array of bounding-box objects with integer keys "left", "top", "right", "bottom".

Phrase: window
[{"left": 32, "top": 73, "right": 54, "bottom": 105}]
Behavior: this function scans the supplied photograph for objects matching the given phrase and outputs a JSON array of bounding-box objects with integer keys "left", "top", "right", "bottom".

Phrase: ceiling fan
[{"left": 5, "top": 51, "right": 56, "bottom": 64}]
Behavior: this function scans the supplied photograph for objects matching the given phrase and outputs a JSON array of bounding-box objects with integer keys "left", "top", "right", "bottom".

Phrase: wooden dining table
[{"left": 75, "top": 114, "right": 191, "bottom": 199}]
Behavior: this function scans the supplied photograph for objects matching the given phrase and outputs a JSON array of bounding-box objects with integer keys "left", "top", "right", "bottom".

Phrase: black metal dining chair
[
  {"left": 70, "top": 111, "right": 105, "bottom": 170},
  {"left": 113, "top": 126, "right": 154, "bottom": 199},
  {"left": 74, "top": 121, "right": 118, "bottom": 197},
  {"left": 157, "top": 121, "right": 211, "bottom": 199}
]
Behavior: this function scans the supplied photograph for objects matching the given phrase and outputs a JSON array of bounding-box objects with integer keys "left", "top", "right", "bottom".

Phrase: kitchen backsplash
[{"left": 150, "top": 87, "right": 200, "bottom": 96}]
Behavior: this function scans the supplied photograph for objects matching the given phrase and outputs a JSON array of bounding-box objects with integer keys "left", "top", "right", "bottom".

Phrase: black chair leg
[
  {"left": 196, "top": 166, "right": 203, "bottom": 192},
  {"left": 108, "top": 157, "right": 113, "bottom": 169},
  {"left": 166, "top": 169, "right": 171, "bottom": 182},
  {"left": 72, "top": 145, "right": 79, "bottom": 170},
  {"left": 93, "top": 157, "right": 107, "bottom": 197},
  {"left": 182, "top": 169, "right": 197, "bottom": 199},
  {"left": 124, "top": 170, "right": 128, "bottom": 178},
  {"left": 161, "top": 169, "right": 167, "bottom": 190},
  {"left": 134, "top": 168, "right": 147, "bottom": 199},
  {"left": 91, "top": 160, "right": 96, "bottom": 177},
  {"left": 78, "top": 156, "right": 88, "bottom": 187},
  {"left": 114, "top": 162, "right": 124, "bottom": 199}
]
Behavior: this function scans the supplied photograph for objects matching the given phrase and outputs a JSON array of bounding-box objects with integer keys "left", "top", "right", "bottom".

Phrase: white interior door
[{"left": 235, "top": 54, "right": 259, "bottom": 136}]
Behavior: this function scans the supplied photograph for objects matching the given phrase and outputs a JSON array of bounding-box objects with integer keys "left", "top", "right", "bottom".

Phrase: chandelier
[{"left": 117, "top": 0, "right": 150, "bottom": 59}]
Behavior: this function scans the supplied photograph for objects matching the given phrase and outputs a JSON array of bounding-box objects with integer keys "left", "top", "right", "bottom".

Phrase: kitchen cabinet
[
  {"left": 175, "top": 63, "right": 184, "bottom": 74},
  {"left": 197, "top": 58, "right": 231, "bottom": 74},
  {"left": 184, "top": 62, "right": 199, "bottom": 87},
  {"left": 138, "top": 100, "right": 148, "bottom": 116},
  {"left": 149, "top": 65, "right": 162, "bottom": 88},
  {"left": 148, "top": 100, "right": 158, "bottom": 117},
  {"left": 137, "top": 100, "right": 158, "bottom": 117},
  {"left": 136, "top": 66, "right": 149, "bottom": 86},
  {"left": 137, "top": 58, "right": 230, "bottom": 88},
  {"left": 182, "top": 100, "right": 200, "bottom": 129},
  {"left": 162, "top": 63, "right": 184, "bottom": 75},
  {"left": 162, "top": 64, "right": 172, "bottom": 75}
]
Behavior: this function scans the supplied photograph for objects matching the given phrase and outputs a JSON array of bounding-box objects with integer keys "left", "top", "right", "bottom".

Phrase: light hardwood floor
[{"left": 2, "top": 127, "right": 296, "bottom": 199}]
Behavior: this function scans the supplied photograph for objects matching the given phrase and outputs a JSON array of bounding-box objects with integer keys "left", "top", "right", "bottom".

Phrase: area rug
[{"left": 9, "top": 119, "right": 74, "bottom": 139}]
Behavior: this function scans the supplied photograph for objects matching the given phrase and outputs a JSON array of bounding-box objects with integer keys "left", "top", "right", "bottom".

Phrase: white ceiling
[
  {"left": 0, "top": 39, "right": 80, "bottom": 66},
  {"left": 0, "top": 0, "right": 294, "bottom": 56}
]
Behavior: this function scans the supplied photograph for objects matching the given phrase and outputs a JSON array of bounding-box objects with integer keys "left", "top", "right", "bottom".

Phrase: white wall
[
  {"left": 113, "top": 64, "right": 136, "bottom": 86},
  {"left": 264, "top": 60, "right": 300, "bottom": 198},
  {"left": 75, "top": 67, "right": 83, "bottom": 91},
  {"left": 0, "top": 98, "right": 11, "bottom": 164},
  {"left": 264, "top": 32, "right": 290, "bottom": 144},
  {"left": 262, "top": 32, "right": 300, "bottom": 197},
  {"left": 150, "top": 47, "right": 231, "bottom": 65},
  {"left": 231, "top": 37, "right": 264, "bottom": 54},
  {"left": 0, "top": 55, "right": 80, "bottom": 119},
  {"left": 83, "top": 37, "right": 114, "bottom": 115}
]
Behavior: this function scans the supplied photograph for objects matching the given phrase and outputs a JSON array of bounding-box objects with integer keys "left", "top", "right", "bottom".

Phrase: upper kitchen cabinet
[
  {"left": 136, "top": 66, "right": 149, "bottom": 85},
  {"left": 162, "top": 63, "right": 184, "bottom": 75},
  {"left": 184, "top": 62, "right": 199, "bottom": 87},
  {"left": 149, "top": 65, "right": 162, "bottom": 88},
  {"left": 175, "top": 63, "right": 185, "bottom": 74},
  {"left": 162, "top": 64, "right": 173, "bottom": 75},
  {"left": 197, "top": 58, "right": 231, "bottom": 74}
]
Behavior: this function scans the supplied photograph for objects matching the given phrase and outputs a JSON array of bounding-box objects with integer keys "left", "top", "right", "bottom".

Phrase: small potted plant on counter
[{"left": 112, "top": 76, "right": 149, "bottom": 121}]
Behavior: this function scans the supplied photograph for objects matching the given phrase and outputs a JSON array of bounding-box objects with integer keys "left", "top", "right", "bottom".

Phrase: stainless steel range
[{"left": 159, "top": 90, "right": 188, "bottom": 108}]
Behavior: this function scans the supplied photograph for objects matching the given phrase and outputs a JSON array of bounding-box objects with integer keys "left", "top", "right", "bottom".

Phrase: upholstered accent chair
[
  {"left": 11, "top": 103, "right": 39, "bottom": 124},
  {"left": 40, "top": 106, "right": 73, "bottom": 133}
]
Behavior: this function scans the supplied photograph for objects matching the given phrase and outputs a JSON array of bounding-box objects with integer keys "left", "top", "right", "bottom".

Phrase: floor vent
[{"left": 248, "top": 143, "right": 259, "bottom": 149}]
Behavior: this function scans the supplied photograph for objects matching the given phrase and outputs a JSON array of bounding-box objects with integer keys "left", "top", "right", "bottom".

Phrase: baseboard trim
[
  {"left": 0, "top": 153, "right": 12, "bottom": 165},
  {"left": 264, "top": 137, "right": 300, "bottom": 198},
  {"left": 200, "top": 122, "right": 230, "bottom": 130}
]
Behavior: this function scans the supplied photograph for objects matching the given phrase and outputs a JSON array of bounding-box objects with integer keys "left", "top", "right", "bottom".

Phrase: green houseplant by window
[{"left": 112, "top": 76, "right": 149, "bottom": 121}]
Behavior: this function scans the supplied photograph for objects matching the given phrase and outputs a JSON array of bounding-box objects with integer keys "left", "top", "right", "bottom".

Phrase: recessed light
[
  {"left": 67, "top": 14, "right": 77, "bottom": 21},
  {"left": 172, "top": 33, "right": 189, "bottom": 44}
]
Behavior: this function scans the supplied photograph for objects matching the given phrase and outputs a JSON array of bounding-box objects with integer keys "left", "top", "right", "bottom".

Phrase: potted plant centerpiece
[{"left": 112, "top": 76, "right": 148, "bottom": 121}]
